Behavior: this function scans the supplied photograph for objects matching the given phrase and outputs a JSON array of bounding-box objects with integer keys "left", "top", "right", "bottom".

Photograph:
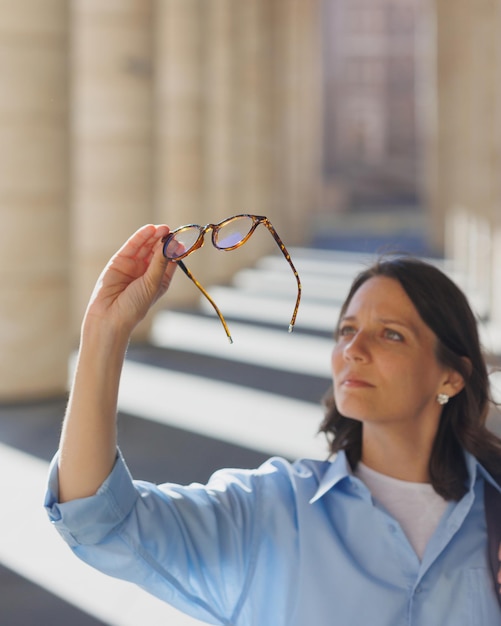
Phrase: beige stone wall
[{"left": 0, "top": 1, "right": 70, "bottom": 399}]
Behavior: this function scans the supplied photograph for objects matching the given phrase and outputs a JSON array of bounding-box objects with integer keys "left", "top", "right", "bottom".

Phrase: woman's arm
[{"left": 58, "top": 224, "right": 176, "bottom": 502}]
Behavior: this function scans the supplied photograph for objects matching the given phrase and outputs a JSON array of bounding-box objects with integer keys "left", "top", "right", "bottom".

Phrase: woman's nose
[{"left": 343, "top": 331, "right": 369, "bottom": 361}]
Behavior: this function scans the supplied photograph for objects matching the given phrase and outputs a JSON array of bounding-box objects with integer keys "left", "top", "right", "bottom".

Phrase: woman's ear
[{"left": 441, "top": 357, "right": 471, "bottom": 399}]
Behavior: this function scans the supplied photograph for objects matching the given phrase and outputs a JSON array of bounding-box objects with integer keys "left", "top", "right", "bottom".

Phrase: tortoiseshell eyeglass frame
[{"left": 162, "top": 214, "right": 302, "bottom": 343}]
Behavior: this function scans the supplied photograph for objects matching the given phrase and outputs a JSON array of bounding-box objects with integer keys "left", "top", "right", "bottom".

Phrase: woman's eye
[
  {"left": 338, "top": 325, "right": 356, "bottom": 338},
  {"left": 384, "top": 328, "right": 403, "bottom": 342}
]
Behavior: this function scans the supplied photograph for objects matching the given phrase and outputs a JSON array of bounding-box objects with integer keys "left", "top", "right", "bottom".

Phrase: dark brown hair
[{"left": 319, "top": 255, "right": 501, "bottom": 500}]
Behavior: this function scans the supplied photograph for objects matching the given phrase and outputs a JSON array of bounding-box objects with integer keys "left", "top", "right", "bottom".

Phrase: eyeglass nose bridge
[
  {"left": 193, "top": 222, "right": 220, "bottom": 250},
  {"left": 192, "top": 222, "right": 226, "bottom": 253}
]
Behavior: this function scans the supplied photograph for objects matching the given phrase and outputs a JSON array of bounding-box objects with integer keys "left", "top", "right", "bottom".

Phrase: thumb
[{"left": 143, "top": 233, "right": 178, "bottom": 302}]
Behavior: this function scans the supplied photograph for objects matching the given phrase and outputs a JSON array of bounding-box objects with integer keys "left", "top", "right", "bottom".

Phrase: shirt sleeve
[
  {"left": 44, "top": 450, "right": 138, "bottom": 546},
  {"left": 44, "top": 449, "right": 267, "bottom": 624}
]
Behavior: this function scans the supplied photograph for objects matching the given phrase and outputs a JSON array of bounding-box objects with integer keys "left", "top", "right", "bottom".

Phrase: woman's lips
[{"left": 341, "top": 377, "right": 374, "bottom": 388}]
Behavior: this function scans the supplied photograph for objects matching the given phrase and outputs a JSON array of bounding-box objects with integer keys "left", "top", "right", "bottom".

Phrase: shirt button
[{"left": 388, "top": 524, "right": 398, "bottom": 534}]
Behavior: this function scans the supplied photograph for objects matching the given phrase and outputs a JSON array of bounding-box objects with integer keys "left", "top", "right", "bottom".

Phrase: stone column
[
  {"left": 154, "top": 0, "right": 205, "bottom": 303},
  {"left": 462, "top": 0, "right": 499, "bottom": 320},
  {"left": 203, "top": 0, "right": 235, "bottom": 222},
  {"left": 229, "top": 0, "right": 274, "bottom": 270},
  {"left": 71, "top": 0, "right": 154, "bottom": 330},
  {"left": 0, "top": 1, "right": 69, "bottom": 399},
  {"left": 428, "top": 0, "right": 470, "bottom": 260},
  {"left": 432, "top": 0, "right": 500, "bottom": 323},
  {"left": 271, "top": 0, "right": 322, "bottom": 245},
  {"left": 415, "top": 0, "right": 439, "bottom": 254},
  {"left": 200, "top": 0, "right": 238, "bottom": 284}
]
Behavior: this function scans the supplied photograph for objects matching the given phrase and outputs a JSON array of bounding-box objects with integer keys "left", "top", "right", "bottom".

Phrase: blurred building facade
[
  {"left": 0, "top": 0, "right": 500, "bottom": 400},
  {"left": 322, "top": 0, "right": 420, "bottom": 210}
]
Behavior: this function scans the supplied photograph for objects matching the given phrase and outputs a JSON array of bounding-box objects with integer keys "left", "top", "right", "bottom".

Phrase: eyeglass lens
[
  {"left": 213, "top": 215, "right": 253, "bottom": 249},
  {"left": 163, "top": 226, "right": 198, "bottom": 259}
]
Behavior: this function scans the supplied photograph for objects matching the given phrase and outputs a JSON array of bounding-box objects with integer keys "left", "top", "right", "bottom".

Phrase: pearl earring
[{"left": 437, "top": 393, "right": 449, "bottom": 406}]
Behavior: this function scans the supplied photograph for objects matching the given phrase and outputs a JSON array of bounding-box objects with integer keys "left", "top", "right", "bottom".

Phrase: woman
[{"left": 45, "top": 224, "right": 501, "bottom": 625}]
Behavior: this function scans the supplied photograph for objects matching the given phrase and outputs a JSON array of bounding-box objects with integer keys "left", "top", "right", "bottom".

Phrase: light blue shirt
[{"left": 45, "top": 449, "right": 501, "bottom": 626}]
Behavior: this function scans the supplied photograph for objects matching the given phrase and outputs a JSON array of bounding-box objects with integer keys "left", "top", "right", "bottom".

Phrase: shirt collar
[
  {"left": 474, "top": 452, "right": 501, "bottom": 492},
  {"left": 461, "top": 448, "right": 501, "bottom": 494},
  {"left": 310, "top": 450, "right": 353, "bottom": 504},
  {"left": 309, "top": 448, "right": 501, "bottom": 505}
]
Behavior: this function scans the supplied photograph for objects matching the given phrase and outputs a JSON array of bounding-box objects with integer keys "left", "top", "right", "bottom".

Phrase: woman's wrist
[{"left": 80, "top": 310, "right": 132, "bottom": 352}]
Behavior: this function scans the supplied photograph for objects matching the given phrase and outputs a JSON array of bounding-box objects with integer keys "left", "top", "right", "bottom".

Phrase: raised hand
[
  {"left": 84, "top": 224, "right": 176, "bottom": 334},
  {"left": 58, "top": 224, "right": 178, "bottom": 502}
]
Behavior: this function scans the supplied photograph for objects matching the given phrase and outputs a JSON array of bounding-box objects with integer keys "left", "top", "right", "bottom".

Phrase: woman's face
[{"left": 331, "top": 276, "right": 455, "bottom": 436}]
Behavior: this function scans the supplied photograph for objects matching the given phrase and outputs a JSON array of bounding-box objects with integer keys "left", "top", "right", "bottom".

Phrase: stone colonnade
[
  {"left": 1, "top": 0, "right": 500, "bottom": 401},
  {"left": 0, "top": 0, "right": 322, "bottom": 400}
]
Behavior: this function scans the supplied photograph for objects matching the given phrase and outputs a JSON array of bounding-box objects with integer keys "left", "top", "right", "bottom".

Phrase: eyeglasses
[{"left": 162, "top": 214, "right": 302, "bottom": 343}]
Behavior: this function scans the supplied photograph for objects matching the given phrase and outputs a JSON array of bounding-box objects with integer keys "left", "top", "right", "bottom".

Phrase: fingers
[
  {"left": 124, "top": 224, "right": 179, "bottom": 307},
  {"left": 118, "top": 224, "right": 173, "bottom": 280},
  {"left": 100, "top": 223, "right": 175, "bottom": 301},
  {"left": 118, "top": 224, "right": 170, "bottom": 260}
]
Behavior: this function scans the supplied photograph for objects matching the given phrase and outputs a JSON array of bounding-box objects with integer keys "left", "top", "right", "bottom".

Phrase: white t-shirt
[{"left": 355, "top": 461, "right": 449, "bottom": 560}]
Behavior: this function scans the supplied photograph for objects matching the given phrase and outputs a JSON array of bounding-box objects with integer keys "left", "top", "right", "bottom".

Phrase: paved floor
[
  {"left": 0, "top": 563, "right": 107, "bottom": 626},
  {"left": 0, "top": 398, "right": 106, "bottom": 626}
]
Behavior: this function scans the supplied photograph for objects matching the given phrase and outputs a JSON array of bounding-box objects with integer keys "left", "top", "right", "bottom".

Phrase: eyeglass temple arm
[
  {"left": 261, "top": 220, "right": 302, "bottom": 332},
  {"left": 176, "top": 260, "right": 233, "bottom": 344}
]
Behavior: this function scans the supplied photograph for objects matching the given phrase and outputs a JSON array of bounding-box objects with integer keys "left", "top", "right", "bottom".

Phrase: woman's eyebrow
[
  {"left": 339, "top": 315, "right": 356, "bottom": 323},
  {"left": 378, "top": 317, "right": 419, "bottom": 336},
  {"left": 340, "top": 315, "right": 419, "bottom": 334}
]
